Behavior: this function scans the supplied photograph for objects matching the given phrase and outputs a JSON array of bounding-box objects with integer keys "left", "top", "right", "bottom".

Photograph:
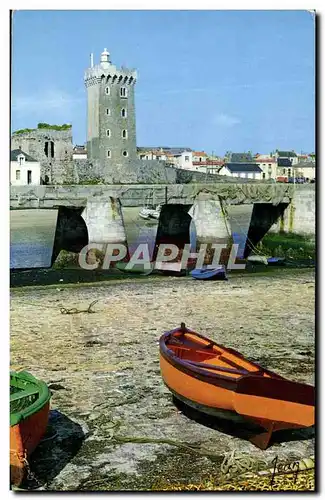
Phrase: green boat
[{"left": 10, "top": 371, "right": 51, "bottom": 486}]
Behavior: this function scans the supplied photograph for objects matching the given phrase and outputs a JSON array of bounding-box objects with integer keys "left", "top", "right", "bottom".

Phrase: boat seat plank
[
  {"left": 10, "top": 387, "right": 39, "bottom": 403},
  {"left": 168, "top": 345, "right": 217, "bottom": 357},
  {"left": 219, "top": 355, "right": 260, "bottom": 372}
]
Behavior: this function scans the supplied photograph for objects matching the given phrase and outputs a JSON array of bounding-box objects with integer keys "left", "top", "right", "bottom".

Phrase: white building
[
  {"left": 173, "top": 151, "right": 193, "bottom": 170},
  {"left": 137, "top": 148, "right": 167, "bottom": 161},
  {"left": 255, "top": 155, "right": 277, "bottom": 180},
  {"left": 275, "top": 150, "right": 299, "bottom": 165},
  {"left": 73, "top": 145, "right": 87, "bottom": 160},
  {"left": 294, "top": 162, "right": 316, "bottom": 181},
  {"left": 10, "top": 149, "right": 41, "bottom": 186},
  {"left": 219, "top": 163, "right": 263, "bottom": 180},
  {"left": 137, "top": 147, "right": 193, "bottom": 169}
]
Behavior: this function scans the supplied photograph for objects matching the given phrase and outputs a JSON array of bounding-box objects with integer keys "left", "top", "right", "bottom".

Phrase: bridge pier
[
  {"left": 270, "top": 186, "right": 315, "bottom": 236},
  {"left": 81, "top": 198, "right": 127, "bottom": 245},
  {"left": 189, "top": 196, "right": 232, "bottom": 265},
  {"left": 81, "top": 198, "right": 129, "bottom": 264}
]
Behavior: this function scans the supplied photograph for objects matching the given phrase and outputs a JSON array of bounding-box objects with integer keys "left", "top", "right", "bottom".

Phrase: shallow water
[
  {"left": 10, "top": 210, "right": 58, "bottom": 269},
  {"left": 10, "top": 206, "right": 254, "bottom": 269}
]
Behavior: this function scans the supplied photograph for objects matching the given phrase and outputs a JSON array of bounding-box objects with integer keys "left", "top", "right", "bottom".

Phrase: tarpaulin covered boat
[
  {"left": 190, "top": 265, "right": 227, "bottom": 281},
  {"left": 159, "top": 324, "right": 315, "bottom": 449},
  {"left": 10, "top": 371, "right": 51, "bottom": 486},
  {"left": 267, "top": 257, "right": 286, "bottom": 266}
]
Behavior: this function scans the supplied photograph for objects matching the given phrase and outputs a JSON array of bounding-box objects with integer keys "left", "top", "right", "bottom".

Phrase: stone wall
[
  {"left": 270, "top": 185, "right": 315, "bottom": 236},
  {"left": 166, "top": 166, "right": 261, "bottom": 184},
  {"left": 73, "top": 159, "right": 177, "bottom": 184},
  {"left": 10, "top": 182, "right": 295, "bottom": 209},
  {"left": 11, "top": 128, "right": 74, "bottom": 184},
  {"left": 11, "top": 127, "right": 267, "bottom": 185}
]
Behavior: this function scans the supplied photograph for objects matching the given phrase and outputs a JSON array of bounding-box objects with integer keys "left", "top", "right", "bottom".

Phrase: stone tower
[{"left": 84, "top": 49, "right": 137, "bottom": 178}]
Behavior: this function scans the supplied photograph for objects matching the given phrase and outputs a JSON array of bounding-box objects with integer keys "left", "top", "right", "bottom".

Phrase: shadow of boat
[
  {"left": 173, "top": 396, "right": 315, "bottom": 448},
  {"left": 19, "top": 409, "right": 86, "bottom": 490}
]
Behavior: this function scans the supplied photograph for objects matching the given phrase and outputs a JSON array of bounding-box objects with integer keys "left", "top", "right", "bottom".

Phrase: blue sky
[{"left": 11, "top": 10, "right": 315, "bottom": 155}]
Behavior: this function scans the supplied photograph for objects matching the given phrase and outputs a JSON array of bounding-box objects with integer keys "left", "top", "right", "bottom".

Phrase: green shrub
[
  {"left": 37, "top": 123, "right": 72, "bottom": 130},
  {"left": 12, "top": 128, "right": 35, "bottom": 135},
  {"left": 53, "top": 250, "right": 79, "bottom": 269}
]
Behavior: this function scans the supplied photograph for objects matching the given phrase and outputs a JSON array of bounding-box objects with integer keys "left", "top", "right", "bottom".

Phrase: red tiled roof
[
  {"left": 193, "top": 151, "right": 208, "bottom": 157},
  {"left": 255, "top": 157, "right": 276, "bottom": 163},
  {"left": 192, "top": 160, "right": 224, "bottom": 166}
]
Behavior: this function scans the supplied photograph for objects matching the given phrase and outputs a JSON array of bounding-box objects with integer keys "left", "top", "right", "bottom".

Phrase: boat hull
[
  {"left": 10, "top": 402, "right": 50, "bottom": 486},
  {"left": 159, "top": 326, "right": 315, "bottom": 449},
  {"left": 10, "top": 371, "right": 51, "bottom": 486}
]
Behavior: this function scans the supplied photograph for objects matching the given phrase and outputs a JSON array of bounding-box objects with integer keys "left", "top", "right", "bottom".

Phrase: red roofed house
[{"left": 255, "top": 154, "right": 277, "bottom": 180}]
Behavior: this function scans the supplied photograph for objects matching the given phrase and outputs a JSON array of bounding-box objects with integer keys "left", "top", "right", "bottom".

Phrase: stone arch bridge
[{"left": 10, "top": 183, "right": 315, "bottom": 268}]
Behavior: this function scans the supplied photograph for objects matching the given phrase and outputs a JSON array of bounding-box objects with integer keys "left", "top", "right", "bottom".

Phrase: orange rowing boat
[{"left": 159, "top": 323, "right": 315, "bottom": 449}]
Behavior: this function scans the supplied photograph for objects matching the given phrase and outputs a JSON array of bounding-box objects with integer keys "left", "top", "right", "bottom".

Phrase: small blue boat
[{"left": 190, "top": 265, "right": 227, "bottom": 281}]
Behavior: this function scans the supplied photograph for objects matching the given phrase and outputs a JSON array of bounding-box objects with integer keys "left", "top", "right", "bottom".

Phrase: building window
[
  {"left": 16, "top": 170, "right": 20, "bottom": 180},
  {"left": 262, "top": 173, "right": 266, "bottom": 179},
  {"left": 27, "top": 170, "right": 32, "bottom": 184},
  {"left": 282, "top": 168, "right": 286, "bottom": 175},
  {"left": 122, "top": 151, "right": 128, "bottom": 157},
  {"left": 121, "top": 108, "right": 127, "bottom": 118},
  {"left": 185, "top": 156, "right": 190, "bottom": 161},
  {"left": 18, "top": 156, "right": 24, "bottom": 166},
  {"left": 105, "top": 86, "right": 110, "bottom": 95},
  {"left": 106, "top": 108, "right": 111, "bottom": 116},
  {"left": 120, "top": 87, "right": 128, "bottom": 98},
  {"left": 122, "top": 129, "right": 128, "bottom": 139},
  {"left": 106, "top": 129, "right": 111, "bottom": 137},
  {"left": 107, "top": 150, "right": 111, "bottom": 158}
]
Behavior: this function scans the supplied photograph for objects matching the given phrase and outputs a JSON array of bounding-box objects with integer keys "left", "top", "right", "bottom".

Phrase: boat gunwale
[
  {"left": 160, "top": 326, "right": 285, "bottom": 388},
  {"left": 10, "top": 371, "right": 51, "bottom": 427}
]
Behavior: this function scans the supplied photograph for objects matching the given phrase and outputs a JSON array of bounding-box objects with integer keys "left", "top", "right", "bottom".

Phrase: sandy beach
[{"left": 10, "top": 268, "right": 315, "bottom": 490}]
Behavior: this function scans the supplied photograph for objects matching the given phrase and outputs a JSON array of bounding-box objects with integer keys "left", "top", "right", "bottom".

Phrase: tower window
[
  {"left": 120, "top": 87, "right": 128, "bottom": 98},
  {"left": 122, "top": 129, "right": 128, "bottom": 139},
  {"left": 106, "top": 108, "right": 111, "bottom": 116},
  {"left": 106, "top": 129, "right": 111, "bottom": 137},
  {"left": 121, "top": 108, "right": 127, "bottom": 118},
  {"left": 105, "top": 86, "right": 110, "bottom": 95},
  {"left": 122, "top": 151, "right": 128, "bottom": 157},
  {"left": 51, "top": 141, "right": 54, "bottom": 158},
  {"left": 107, "top": 150, "right": 111, "bottom": 158}
]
